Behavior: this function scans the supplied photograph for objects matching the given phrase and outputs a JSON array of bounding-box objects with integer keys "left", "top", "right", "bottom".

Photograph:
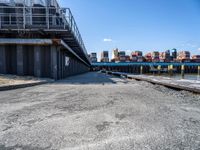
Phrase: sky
[{"left": 59, "top": 0, "right": 200, "bottom": 59}]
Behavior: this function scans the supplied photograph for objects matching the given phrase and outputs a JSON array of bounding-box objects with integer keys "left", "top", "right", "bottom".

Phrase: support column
[
  {"left": 34, "top": 46, "right": 42, "bottom": 77},
  {"left": 0, "top": 45, "right": 6, "bottom": 74},
  {"left": 17, "top": 45, "right": 24, "bottom": 75},
  {"left": 51, "top": 45, "right": 58, "bottom": 80}
]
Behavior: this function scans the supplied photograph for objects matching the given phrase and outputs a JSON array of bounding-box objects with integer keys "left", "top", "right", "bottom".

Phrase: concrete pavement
[{"left": 0, "top": 72, "right": 200, "bottom": 150}]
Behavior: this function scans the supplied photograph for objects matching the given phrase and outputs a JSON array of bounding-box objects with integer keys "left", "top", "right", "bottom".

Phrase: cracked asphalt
[{"left": 0, "top": 72, "right": 200, "bottom": 150}]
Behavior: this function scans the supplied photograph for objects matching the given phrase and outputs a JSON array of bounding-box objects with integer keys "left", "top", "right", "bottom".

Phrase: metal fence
[{"left": 0, "top": 5, "right": 88, "bottom": 58}]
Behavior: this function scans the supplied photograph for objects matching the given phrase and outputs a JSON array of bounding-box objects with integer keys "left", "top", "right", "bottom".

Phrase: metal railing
[{"left": 0, "top": 5, "right": 88, "bottom": 59}]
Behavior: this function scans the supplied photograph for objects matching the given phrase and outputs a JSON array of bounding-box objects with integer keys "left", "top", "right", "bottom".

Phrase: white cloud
[{"left": 103, "top": 38, "right": 112, "bottom": 42}]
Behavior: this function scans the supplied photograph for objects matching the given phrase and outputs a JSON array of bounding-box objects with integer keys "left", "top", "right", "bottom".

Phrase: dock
[{"left": 102, "top": 71, "right": 200, "bottom": 94}]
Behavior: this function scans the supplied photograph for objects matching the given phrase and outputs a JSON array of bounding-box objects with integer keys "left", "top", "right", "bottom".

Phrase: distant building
[
  {"left": 144, "top": 51, "right": 159, "bottom": 62},
  {"left": 119, "top": 51, "right": 126, "bottom": 57},
  {"left": 101, "top": 51, "right": 109, "bottom": 62},
  {"left": 144, "top": 52, "right": 152, "bottom": 62},
  {"left": 177, "top": 51, "right": 190, "bottom": 62},
  {"left": 151, "top": 51, "right": 160, "bottom": 62},
  {"left": 192, "top": 55, "right": 200, "bottom": 62},
  {"left": 112, "top": 48, "right": 119, "bottom": 59},
  {"left": 159, "top": 50, "right": 171, "bottom": 62},
  {"left": 89, "top": 53, "right": 97, "bottom": 63},
  {"left": 172, "top": 48, "right": 177, "bottom": 61},
  {"left": 125, "top": 55, "right": 131, "bottom": 62},
  {"left": 111, "top": 48, "right": 119, "bottom": 62},
  {"left": 119, "top": 51, "right": 126, "bottom": 62},
  {"left": 130, "top": 51, "right": 143, "bottom": 62}
]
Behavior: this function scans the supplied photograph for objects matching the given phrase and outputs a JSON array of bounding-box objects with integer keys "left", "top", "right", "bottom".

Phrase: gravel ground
[{"left": 0, "top": 72, "right": 200, "bottom": 150}]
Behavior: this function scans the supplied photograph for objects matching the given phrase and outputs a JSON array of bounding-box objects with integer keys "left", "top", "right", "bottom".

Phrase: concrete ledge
[
  {"left": 101, "top": 70, "right": 200, "bottom": 94},
  {"left": 0, "top": 81, "right": 53, "bottom": 91}
]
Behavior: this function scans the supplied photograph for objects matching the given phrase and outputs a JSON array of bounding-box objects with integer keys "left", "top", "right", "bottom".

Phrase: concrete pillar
[
  {"left": 0, "top": 45, "right": 6, "bottom": 74},
  {"left": 34, "top": 46, "right": 42, "bottom": 77},
  {"left": 51, "top": 45, "right": 58, "bottom": 80},
  {"left": 17, "top": 45, "right": 24, "bottom": 75}
]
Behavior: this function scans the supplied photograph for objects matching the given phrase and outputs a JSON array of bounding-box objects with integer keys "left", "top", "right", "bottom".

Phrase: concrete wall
[
  {"left": 57, "top": 48, "right": 89, "bottom": 79},
  {"left": 0, "top": 44, "right": 89, "bottom": 80}
]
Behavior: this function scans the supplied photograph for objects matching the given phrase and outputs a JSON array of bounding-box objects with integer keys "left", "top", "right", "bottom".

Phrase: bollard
[
  {"left": 157, "top": 65, "right": 161, "bottom": 75},
  {"left": 140, "top": 65, "right": 143, "bottom": 75},
  {"left": 181, "top": 65, "right": 185, "bottom": 79}
]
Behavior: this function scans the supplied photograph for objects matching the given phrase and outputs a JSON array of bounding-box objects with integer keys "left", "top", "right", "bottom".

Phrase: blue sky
[{"left": 60, "top": 0, "right": 200, "bottom": 59}]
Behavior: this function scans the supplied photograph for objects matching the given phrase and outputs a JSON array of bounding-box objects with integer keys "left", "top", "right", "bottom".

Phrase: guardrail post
[{"left": 181, "top": 65, "right": 185, "bottom": 79}]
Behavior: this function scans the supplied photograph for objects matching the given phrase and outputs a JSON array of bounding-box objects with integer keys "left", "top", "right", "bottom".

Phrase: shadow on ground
[{"left": 55, "top": 72, "right": 117, "bottom": 85}]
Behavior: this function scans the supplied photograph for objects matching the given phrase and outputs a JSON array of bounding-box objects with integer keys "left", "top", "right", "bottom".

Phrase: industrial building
[{"left": 0, "top": 0, "right": 91, "bottom": 80}]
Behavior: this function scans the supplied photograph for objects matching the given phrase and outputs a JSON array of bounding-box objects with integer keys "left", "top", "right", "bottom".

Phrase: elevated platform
[
  {"left": 0, "top": 5, "right": 90, "bottom": 65},
  {"left": 0, "top": 2, "right": 91, "bottom": 79}
]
